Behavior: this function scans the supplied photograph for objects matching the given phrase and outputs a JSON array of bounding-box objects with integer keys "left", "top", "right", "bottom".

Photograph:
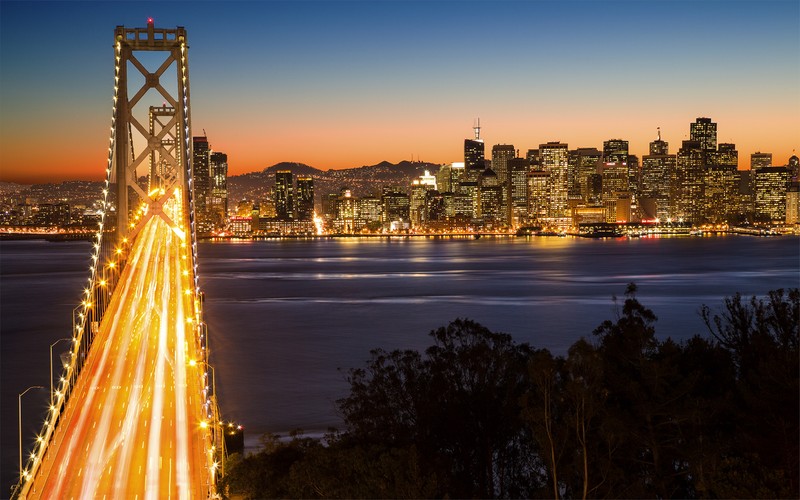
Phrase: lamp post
[
  {"left": 50, "top": 338, "right": 71, "bottom": 406},
  {"left": 19, "top": 385, "right": 44, "bottom": 479}
]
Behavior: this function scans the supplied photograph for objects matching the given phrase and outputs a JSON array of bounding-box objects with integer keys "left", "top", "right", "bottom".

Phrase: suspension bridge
[{"left": 13, "top": 19, "right": 223, "bottom": 499}]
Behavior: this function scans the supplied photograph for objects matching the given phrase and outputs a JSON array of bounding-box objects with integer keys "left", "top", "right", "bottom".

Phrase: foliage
[{"left": 222, "top": 287, "right": 799, "bottom": 499}]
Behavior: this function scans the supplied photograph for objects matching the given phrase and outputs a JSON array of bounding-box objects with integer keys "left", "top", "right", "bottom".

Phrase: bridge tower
[{"left": 12, "top": 20, "right": 220, "bottom": 499}]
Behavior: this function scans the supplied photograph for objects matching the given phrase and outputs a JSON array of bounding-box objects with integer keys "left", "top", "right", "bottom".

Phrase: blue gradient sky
[{"left": 1, "top": 0, "right": 798, "bottom": 182}]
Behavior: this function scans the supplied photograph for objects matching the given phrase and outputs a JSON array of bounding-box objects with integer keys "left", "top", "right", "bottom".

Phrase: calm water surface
[{"left": 2, "top": 235, "right": 798, "bottom": 492}]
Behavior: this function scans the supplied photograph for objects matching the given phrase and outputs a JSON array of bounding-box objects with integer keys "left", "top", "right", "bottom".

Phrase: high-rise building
[
  {"left": 754, "top": 167, "right": 789, "bottom": 222},
  {"left": 690, "top": 117, "right": 717, "bottom": 152},
  {"left": 296, "top": 176, "right": 314, "bottom": 221},
  {"left": 786, "top": 182, "right": 799, "bottom": 225},
  {"left": 209, "top": 152, "right": 228, "bottom": 229},
  {"left": 491, "top": 145, "right": 516, "bottom": 183},
  {"left": 751, "top": 152, "right": 773, "bottom": 170},
  {"left": 601, "top": 162, "right": 629, "bottom": 223},
  {"left": 674, "top": 140, "right": 705, "bottom": 222},
  {"left": 540, "top": 142, "right": 570, "bottom": 220},
  {"left": 508, "top": 157, "right": 530, "bottom": 226},
  {"left": 526, "top": 171, "right": 549, "bottom": 223},
  {"left": 569, "top": 148, "right": 602, "bottom": 203},
  {"left": 788, "top": 155, "right": 800, "bottom": 181},
  {"left": 192, "top": 136, "right": 211, "bottom": 233},
  {"left": 410, "top": 171, "right": 436, "bottom": 227},
  {"left": 703, "top": 143, "right": 738, "bottom": 223},
  {"left": 478, "top": 168, "right": 502, "bottom": 223},
  {"left": 275, "top": 170, "right": 294, "bottom": 220},
  {"left": 381, "top": 187, "right": 410, "bottom": 227},
  {"left": 464, "top": 120, "right": 485, "bottom": 176},
  {"left": 603, "top": 139, "right": 629, "bottom": 164}
]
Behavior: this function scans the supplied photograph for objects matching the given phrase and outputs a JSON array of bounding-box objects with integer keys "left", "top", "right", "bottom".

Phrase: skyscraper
[
  {"left": 508, "top": 157, "right": 530, "bottom": 226},
  {"left": 539, "top": 142, "right": 570, "bottom": 220},
  {"left": 275, "top": 170, "right": 294, "bottom": 220},
  {"left": 704, "top": 143, "right": 738, "bottom": 223},
  {"left": 603, "top": 139, "right": 629, "bottom": 163},
  {"left": 209, "top": 152, "right": 228, "bottom": 229},
  {"left": 296, "top": 175, "right": 314, "bottom": 221},
  {"left": 570, "top": 148, "right": 602, "bottom": 203},
  {"left": 674, "top": 140, "right": 705, "bottom": 222},
  {"left": 192, "top": 136, "right": 212, "bottom": 233},
  {"left": 754, "top": 167, "right": 789, "bottom": 222},
  {"left": 464, "top": 120, "right": 485, "bottom": 176},
  {"left": 690, "top": 117, "right": 717, "bottom": 152},
  {"left": 491, "top": 144, "right": 516, "bottom": 221},
  {"left": 751, "top": 152, "right": 773, "bottom": 169}
]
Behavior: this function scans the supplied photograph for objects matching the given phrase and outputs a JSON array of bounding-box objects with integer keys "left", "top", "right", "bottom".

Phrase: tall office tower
[
  {"left": 464, "top": 120, "right": 485, "bottom": 176},
  {"left": 751, "top": 152, "right": 773, "bottom": 169},
  {"left": 410, "top": 172, "right": 436, "bottom": 227},
  {"left": 478, "top": 168, "right": 502, "bottom": 223},
  {"left": 703, "top": 143, "right": 738, "bottom": 223},
  {"left": 649, "top": 128, "right": 669, "bottom": 155},
  {"left": 704, "top": 166, "right": 739, "bottom": 223},
  {"left": 713, "top": 143, "right": 739, "bottom": 168},
  {"left": 674, "top": 140, "right": 705, "bottom": 222},
  {"left": 603, "top": 139, "right": 629, "bottom": 163},
  {"left": 526, "top": 171, "right": 549, "bottom": 223},
  {"left": 436, "top": 163, "right": 453, "bottom": 193},
  {"left": 539, "top": 142, "right": 570, "bottom": 219},
  {"left": 336, "top": 188, "right": 356, "bottom": 233},
  {"left": 275, "top": 170, "right": 295, "bottom": 220},
  {"left": 788, "top": 154, "right": 799, "bottom": 181},
  {"left": 192, "top": 136, "right": 212, "bottom": 233},
  {"left": 424, "top": 191, "right": 446, "bottom": 225},
  {"left": 449, "top": 162, "right": 466, "bottom": 188},
  {"left": 601, "top": 162, "right": 629, "bottom": 222},
  {"left": 209, "top": 152, "right": 228, "bottom": 229},
  {"left": 754, "top": 167, "right": 790, "bottom": 222},
  {"left": 356, "top": 196, "right": 382, "bottom": 230},
  {"left": 457, "top": 180, "right": 479, "bottom": 219},
  {"left": 570, "top": 148, "right": 602, "bottom": 203},
  {"left": 381, "top": 187, "right": 410, "bottom": 227},
  {"left": 640, "top": 129, "right": 676, "bottom": 221},
  {"left": 296, "top": 175, "right": 314, "bottom": 221},
  {"left": 786, "top": 182, "right": 799, "bottom": 224},
  {"left": 526, "top": 149, "right": 541, "bottom": 170},
  {"left": 508, "top": 157, "right": 530, "bottom": 226},
  {"left": 491, "top": 144, "right": 516, "bottom": 184},
  {"left": 690, "top": 117, "right": 717, "bottom": 152},
  {"left": 491, "top": 144, "right": 515, "bottom": 221},
  {"left": 627, "top": 155, "right": 640, "bottom": 196}
]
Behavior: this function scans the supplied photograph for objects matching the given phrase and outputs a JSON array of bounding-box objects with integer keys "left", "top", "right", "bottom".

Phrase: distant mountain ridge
[{"left": 228, "top": 159, "right": 441, "bottom": 206}]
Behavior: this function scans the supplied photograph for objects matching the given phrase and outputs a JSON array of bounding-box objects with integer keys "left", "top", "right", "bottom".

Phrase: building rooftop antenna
[
  {"left": 657, "top": 126, "right": 661, "bottom": 141},
  {"left": 474, "top": 118, "right": 481, "bottom": 141}
]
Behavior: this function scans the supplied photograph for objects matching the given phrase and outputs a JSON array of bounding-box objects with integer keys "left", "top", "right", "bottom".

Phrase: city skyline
[{"left": 1, "top": 0, "right": 798, "bottom": 184}]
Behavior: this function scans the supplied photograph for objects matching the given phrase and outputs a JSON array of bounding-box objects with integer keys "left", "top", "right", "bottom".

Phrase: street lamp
[
  {"left": 50, "top": 338, "right": 72, "bottom": 406},
  {"left": 19, "top": 385, "right": 44, "bottom": 479}
]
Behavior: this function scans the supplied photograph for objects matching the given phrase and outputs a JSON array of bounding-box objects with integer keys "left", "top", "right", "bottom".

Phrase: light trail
[{"left": 26, "top": 193, "right": 211, "bottom": 498}]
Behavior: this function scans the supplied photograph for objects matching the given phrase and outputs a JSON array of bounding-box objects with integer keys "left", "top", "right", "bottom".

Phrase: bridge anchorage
[{"left": 13, "top": 19, "right": 225, "bottom": 499}]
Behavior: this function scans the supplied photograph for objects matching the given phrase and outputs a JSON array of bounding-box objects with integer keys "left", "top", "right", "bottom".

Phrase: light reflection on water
[{"left": 1, "top": 236, "right": 798, "bottom": 485}]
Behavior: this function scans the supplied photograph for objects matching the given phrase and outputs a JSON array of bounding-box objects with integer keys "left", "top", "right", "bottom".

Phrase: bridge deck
[{"left": 26, "top": 213, "right": 211, "bottom": 499}]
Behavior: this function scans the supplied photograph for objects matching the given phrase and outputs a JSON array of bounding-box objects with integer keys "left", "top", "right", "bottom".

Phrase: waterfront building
[
  {"left": 381, "top": 187, "right": 410, "bottom": 228},
  {"left": 478, "top": 168, "right": 502, "bottom": 224},
  {"left": 209, "top": 152, "right": 228, "bottom": 229},
  {"left": 508, "top": 157, "right": 530, "bottom": 226},
  {"left": 641, "top": 129, "right": 675, "bottom": 221},
  {"left": 275, "top": 170, "right": 294, "bottom": 220},
  {"left": 356, "top": 196, "right": 382, "bottom": 231},
  {"left": 192, "top": 136, "right": 212, "bottom": 233},
  {"left": 491, "top": 144, "right": 516, "bottom": 214},
  {"left": 569, "top": 147, "right": 602, "bottom": 201},
  {"left": 540, "top": 142, "right": 570, "bottom": 219},
  {"left": 674, "top": 140, "right": 705, "bottom": 222},
  {"left": 296, "top": 176, "right": 314, "bottom": 221},
  {"left": 786, "top": 182, "right": 799, "bottom": 225},
  {"left": 600, "top": 162, "right": 629, "bottom": 223},
  {"left": 754, "top": 166, "right": 790, "bottom": 222},
  {"left": 704, "top": 165, "right": 739, "bottom": 223},
  {"left": 526, "top": 171, "right": 549, "bottom": 223},
  {"left": 335, "top": 188, "right": 356, "bottom": 233}
]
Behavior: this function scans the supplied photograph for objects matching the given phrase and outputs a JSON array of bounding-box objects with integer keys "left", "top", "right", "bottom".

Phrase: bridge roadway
[{"left": 26, "top": 210, "right": 211, "bottom": 498}]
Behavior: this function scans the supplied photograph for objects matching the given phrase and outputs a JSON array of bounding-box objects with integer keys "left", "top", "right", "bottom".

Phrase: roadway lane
[{"left": 26, "top": 197, "right": 212, "bottom": 499}]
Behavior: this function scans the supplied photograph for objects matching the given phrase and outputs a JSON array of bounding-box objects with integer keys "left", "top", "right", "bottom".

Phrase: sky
[{"left": 0, "top": 0, "right": 798, "bottom": 183}]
